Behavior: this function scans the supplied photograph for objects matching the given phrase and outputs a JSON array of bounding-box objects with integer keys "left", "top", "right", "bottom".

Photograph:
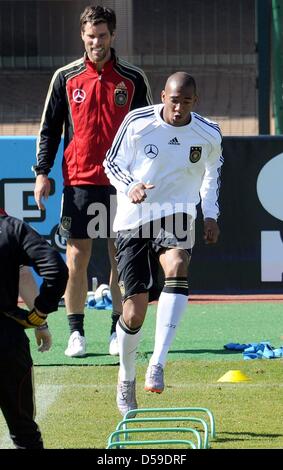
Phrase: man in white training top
[{"left": 103, "top": 71, "right": 223, "bottom": 417}]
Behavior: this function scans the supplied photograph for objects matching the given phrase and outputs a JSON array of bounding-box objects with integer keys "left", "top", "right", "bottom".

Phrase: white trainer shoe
[
  {"left": 116, "top": 378, "right": 138, "bottom": 417},
  {"left": 109, "top": 332, "right": 119, "bottom": 356},
  {"left": 144, "top": 363, "right": 164, "bottom": 393},
  {"left": 64, "top": 331, "right": 86, "bottom": 357}
]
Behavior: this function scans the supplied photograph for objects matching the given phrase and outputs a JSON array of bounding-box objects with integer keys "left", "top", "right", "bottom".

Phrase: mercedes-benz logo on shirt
[
  {"left": 144, "top": 144, "right": 158, "bottom": 159},
  {"left": 73, "top": 89, "right": 86, "bottom": 103}
]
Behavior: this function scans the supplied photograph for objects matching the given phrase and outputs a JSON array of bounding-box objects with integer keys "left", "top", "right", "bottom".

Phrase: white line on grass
[
  {"left": 0, "top": 384, "right": 62, "bottom": 449},
  {"left": 47, "top": 382, "right": 283, "bottom": 388}
]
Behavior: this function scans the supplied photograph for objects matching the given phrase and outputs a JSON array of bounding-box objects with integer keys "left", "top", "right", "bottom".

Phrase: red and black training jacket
[{"left": 34, "top": 49, "right": 153, "bottom": 186}]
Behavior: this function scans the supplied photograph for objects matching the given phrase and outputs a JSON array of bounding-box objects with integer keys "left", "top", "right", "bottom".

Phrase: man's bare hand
[
  {"left": 203, "top": 218, "right": 220, "bottom": 244},
  {"left": 129, "top": 182, "right": 155, "bottom": 204},
  {"left": 34, "top": 175, "right": 51, "bottom": 210},
  {"left": 35, "top": 326, "right": 52, "bottom": 352}
]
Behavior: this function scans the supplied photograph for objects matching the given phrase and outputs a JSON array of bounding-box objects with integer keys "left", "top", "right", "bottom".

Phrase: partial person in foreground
[
  {"left": 104, "top": 71, "right": 223, "bottom": 416},
  {"left": 0, "top": 213, "right": 68, "bottom": 449},
  {"left": 33, "top": 4, "right": 152, "bottom": 358},
  {"left": 0, "top": 208, "right": 52, "bottom": 352}
]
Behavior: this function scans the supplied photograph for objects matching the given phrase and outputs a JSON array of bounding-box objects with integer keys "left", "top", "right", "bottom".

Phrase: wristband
[{"left": 5, "top": 307, "right": 47, "bottom": 329}]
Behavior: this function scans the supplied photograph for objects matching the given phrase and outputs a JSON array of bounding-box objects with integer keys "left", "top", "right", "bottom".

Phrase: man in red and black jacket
[
  {"left": 0, "top": 212, "right": 68, "bottom": 448},
  {"left": 33, "top": 5, "right": 153, "bottom": 358}
]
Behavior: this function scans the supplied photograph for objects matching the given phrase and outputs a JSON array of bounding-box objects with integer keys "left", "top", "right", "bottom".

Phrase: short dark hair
[
  {"left": 165, "top": 72, "right": 197, "bottom": 94},
  {"left": 80, "top": 5, "right": 116, "bottom": 34}
]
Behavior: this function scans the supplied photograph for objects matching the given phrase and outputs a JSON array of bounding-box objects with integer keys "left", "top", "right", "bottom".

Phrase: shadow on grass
[
  {"left": 33, "top": 348, "right": 241, "bottom": 367},
  {"left": 215, "top": 431, "right": 283, "bottom": 442},
  {"left": 34, "top": 362, "right": 120, "bottom": 367},
  {"left": 144, "top": 349, "right": 241, "bottom": 356}
]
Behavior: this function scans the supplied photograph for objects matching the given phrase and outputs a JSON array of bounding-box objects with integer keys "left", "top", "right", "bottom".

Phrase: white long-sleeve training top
[{"left": 104, "top": 104, "right": 223, "bottom": 232}]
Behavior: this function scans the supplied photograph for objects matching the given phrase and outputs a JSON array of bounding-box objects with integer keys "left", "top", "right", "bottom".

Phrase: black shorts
[
  {"left": 58, "top": 185, "right": 117, "bottom": 239},
  {"left": 115, "top": 214, "right": 193, "bottom": 301}
]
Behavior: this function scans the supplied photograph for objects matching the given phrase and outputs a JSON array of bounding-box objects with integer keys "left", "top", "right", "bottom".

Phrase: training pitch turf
[
  {"left": 0, "top": 301, "right": 282, "bottom": 450},
  {"left": 27, "top": 302, "right": 283, "bottom": 365}
]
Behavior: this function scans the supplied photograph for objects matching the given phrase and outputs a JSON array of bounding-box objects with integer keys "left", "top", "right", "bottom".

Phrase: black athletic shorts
[
  {"left": 115, "top": 213, "right": 194, "bottom": 301},
  {"left": 58, "top": 185, "right": 116, "bottom": 239}
]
